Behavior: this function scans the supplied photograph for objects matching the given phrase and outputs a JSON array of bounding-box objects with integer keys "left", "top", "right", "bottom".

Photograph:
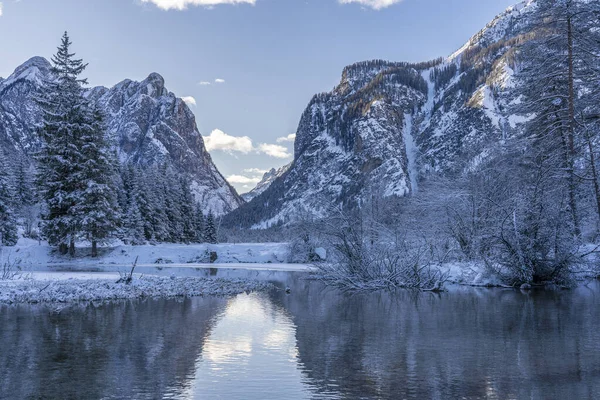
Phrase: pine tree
[
  {"left": 204, "top": 213, "right": 218, "bottom": 244},
  {"left": 36, "top": 32, "right": 89, "bottom": 255},
  {"left": 123, "top": 195, "right": 145, "bottom": 245},
  {"left": 179, "top": 176, "right": 196, "bottom": 243},
  {"left": 14, "top": 158, "right": 37, "bottom": 237},
  {"left": 73, "top": 103, "right": 121, "bottom": 257},
  {"left": 194, "top": 203, "right": 205, "bottom": 243},
  {"left": 0, "top": 152, "right": 18, "bottom": 246}
]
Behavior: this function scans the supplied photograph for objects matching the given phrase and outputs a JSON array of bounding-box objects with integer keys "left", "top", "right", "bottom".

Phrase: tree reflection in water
[{"left": 1, "top": 276, "right": 599, "bottom": 400}]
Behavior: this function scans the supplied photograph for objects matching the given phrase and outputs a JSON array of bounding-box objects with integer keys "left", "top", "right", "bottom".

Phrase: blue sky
[{"left": 0, "top": 0, "right": 517, "bottom": 193}]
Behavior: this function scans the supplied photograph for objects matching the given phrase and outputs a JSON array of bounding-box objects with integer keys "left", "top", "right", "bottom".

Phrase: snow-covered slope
[
  {"left": 241, "top": 163, "right": 291, "bottom": 202},
  {"left": 226, "top": 0, "right": 538, "bottom": 228},
  {"left": 0, "top": 58, "right": 243, "bottom": 215}
]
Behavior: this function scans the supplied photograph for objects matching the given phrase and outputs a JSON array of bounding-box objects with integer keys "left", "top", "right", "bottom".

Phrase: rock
[
  {"left": 520, "top": 283, "right": 532, "bottom": 290},
  {"left": 314, "top": 247, "right": 327, "bottom": 261},
  {"left": 209, "top": 251, "right": 218, "bottom": 264}
]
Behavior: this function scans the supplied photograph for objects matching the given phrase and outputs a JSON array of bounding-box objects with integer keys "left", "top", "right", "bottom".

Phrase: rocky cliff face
[
  {"left": 226, "top": 0, "right": 537, "bottom": 228},
  {"left": 241, "top": 163, "right": 291, "bottom": 202},
  {"left": 0, "top": 57, "right": 243, "bottom": 215}
]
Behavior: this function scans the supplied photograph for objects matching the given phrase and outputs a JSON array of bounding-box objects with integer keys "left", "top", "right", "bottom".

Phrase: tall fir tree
[
  {"left": 36, "top": 32, "right": 89, "bottom": 255},
  {"left": 73, "top": 103, "right": 121, "bottom": 257},
  {"left": 204, "top": 213, "right": 218, "bottom": 244}
]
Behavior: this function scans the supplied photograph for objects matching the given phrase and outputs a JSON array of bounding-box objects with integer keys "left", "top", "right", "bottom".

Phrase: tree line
[{"left": 0, "top": 33, "right": 218, "bottom": 255}]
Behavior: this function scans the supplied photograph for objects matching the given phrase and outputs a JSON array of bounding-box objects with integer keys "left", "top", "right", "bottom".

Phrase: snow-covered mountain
[
  {"left": 226, "top": 0, "right": 538, "bottom": 228},
  {"left": 0, "top": 57, "right": 243, "bottom": 215},
  {"left": 241, "top": 163, "right": 291, "bottom": 202}
]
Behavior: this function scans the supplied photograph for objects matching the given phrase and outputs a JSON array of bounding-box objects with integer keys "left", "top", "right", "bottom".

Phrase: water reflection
[{"left": 0, "top": 274, "right": 599, "bottom": 399}]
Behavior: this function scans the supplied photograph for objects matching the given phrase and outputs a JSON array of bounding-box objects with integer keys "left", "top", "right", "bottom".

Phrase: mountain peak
[
  {"left": 2, "top": 56, "right": 51, "bottom": 88},
  {"left": 141, "top": 72, "right": 167, "bottom": 97}
]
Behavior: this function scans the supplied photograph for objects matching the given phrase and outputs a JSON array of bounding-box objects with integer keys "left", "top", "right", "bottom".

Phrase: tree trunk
[
  {"left": 91, "top": 240, "right": 97, "bottom": 258},
  {"left": 69, "top": 238, "right": 75, "bottom": 257},
  {"left": 59, "top": 243, "right": 68, "bottom": 255},
  {"left": 567, "top": 13, "right": 581, "bottom": 237}
]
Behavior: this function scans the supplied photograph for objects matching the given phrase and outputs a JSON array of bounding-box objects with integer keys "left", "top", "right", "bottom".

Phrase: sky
[{"left": 0, "top": 0, "right": 517, "bottom": 193}]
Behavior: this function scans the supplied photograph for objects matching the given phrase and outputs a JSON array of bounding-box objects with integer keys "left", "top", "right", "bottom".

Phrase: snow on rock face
[
  {"left": 241, "top": 163, "right": 291, "bottom": 202},
  {"left": 226, "top": 62, "right": 427, "bottom": 228},
  {"left": 227, "top": 0, "right": 541, "bottom": 228},
  {"left": 0, "top": 58, "right": 242, "bottom": 215}
]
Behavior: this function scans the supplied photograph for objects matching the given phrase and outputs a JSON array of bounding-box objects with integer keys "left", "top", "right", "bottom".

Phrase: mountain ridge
[
  {"left": 225, "top": 0, "right": 538, "bottom": 228},
  {"left": 0, "top": 57, "right": 243, "bottom": 215}
]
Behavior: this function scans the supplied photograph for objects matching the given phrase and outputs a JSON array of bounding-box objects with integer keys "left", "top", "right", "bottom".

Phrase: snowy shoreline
[{"left": 0, "top": 276, "right": 274, "bottom": 305}]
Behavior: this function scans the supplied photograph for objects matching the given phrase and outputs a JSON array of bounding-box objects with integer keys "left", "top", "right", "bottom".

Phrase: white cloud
[
  {"left": 0, "top": 3, "right": 3, "bottom": 17},
  {"left": 257, "top": 143, "right": 292, "bottom": 159},
  {"left": 226, "top": 175, "right": 262, "bottom": 184},
  {"left": 244, "top": 168, "right": 269, "bottom": 174},
  {"left": 198, "top": 81, "right": 211, "bottom": 86},
  {"left": 338, "top": 0, "right": 402, "bottom": 10},
  {"left": 181, "top": 96, "right": 196, "bottom": 106},
  {"left": 276, "top": 133, "right": 296, "bottom": 143},
  {"left": 140, "top": 0, "right": 255, "bottom": 11},
  {"left": 204, "top": 129, "right": 292, "bottom": 159},
  {"left": 215, "top": 78, "right": 225, "bottom": 84},
  {"left": 204, "top": 129, "right": 254, "bottom": 154}
]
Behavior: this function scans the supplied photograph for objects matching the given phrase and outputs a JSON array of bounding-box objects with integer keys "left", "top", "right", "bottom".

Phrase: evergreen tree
[
  {"left": 0, "top": 152, "right": 18, "bottom": 246},
  {"left": 193, "top": 203, "right": 205, "bottom": 243},
  {"left": 73, "top": 104, "right": 121, "bottom": 257},
  {"left": 161, "top": 166, "right": 184, "bottom": 242},
  {"left": 179, "top": 176, "right": 196, "bottom": 243},
  {"left": 14, "top": 158, "right": 37, "bottom": 237},
  {"left": 146, "top": 165, "right": 169, "bottom": 242},
  {"left": 204, "top": 213, "right": 218, "bottom": 244},
  {"left": 36, "top": 32, "right": 89, "bottom": 255},
  {"left": 123, "top": 195, "right": 145, "bottom": 245}
]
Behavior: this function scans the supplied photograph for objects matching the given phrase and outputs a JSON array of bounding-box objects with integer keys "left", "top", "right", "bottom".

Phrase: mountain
[
  {"left": 0, "top": 57, "right": 243, "bottom": 215},
  {"left": 225, "top": 0, "right": 537, "bottom": 228},
  {"left": 241, "top": 163, "right": 291, "bottom": 202}
]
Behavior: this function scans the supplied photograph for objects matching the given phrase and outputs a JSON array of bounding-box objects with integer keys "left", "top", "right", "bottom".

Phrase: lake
[{"left": 1, "top": 271, "right": 599, "bottom": 399}]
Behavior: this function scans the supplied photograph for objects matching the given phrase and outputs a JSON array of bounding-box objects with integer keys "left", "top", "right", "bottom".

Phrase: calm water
[{"left": 1, "top": 272, "right": 599, "bottom": 400}]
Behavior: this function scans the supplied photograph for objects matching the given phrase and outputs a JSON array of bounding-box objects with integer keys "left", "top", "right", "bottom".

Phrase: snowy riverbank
[
  {"left": 0, "top": 240, "right": 307, "bottom": 304},
  {"left": 0, "top": 275, "right": 273, "bottom": 304},
  {"left": 0, "top": 239, "right": 302, "bottom": 269}
]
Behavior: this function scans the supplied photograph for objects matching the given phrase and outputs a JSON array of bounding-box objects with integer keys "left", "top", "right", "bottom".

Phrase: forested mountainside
[
  {"left": 225, "top": 0, "right": 539, "bottom": 228},
  {"left": 0, "top": 57, "right": 242, "bottom": 215}
]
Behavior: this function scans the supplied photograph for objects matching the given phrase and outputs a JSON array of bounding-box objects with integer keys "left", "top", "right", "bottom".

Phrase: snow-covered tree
[
  {"left": 515, "top": 0, "right": 600, "bottom": 235},
  {"left": 193, "top": 203, "right": 205, "bottom": 243},
  {"left": 14, "top": 158, "right": 37, "bottom": 238},
  {"left": 179, "top": 176, "right": 196, "bottom": 243},
  {"left": 123, "top": 194, "right": 145, "bottom": 245},
  {"left": 0, "top": 152, "right": 18, "bottom": 246},
  {"left": 204, "top": 213, "right": 218, "bottom": 244},
  {"left": 36, "top": 32, "right": 89, "bottom": 255},
  {"left": 73, "top": 104, "right": 121, "bottom": 257}
]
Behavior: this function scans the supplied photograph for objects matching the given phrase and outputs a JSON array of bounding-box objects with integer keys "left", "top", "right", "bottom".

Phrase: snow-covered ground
[
  {"left": 0, "top": 240, "right": 311, "bottom": 304},
  {"left": 0, "top": 276, "right": 273, "bottom": 304},
  {"left": 1, "top": 239, "right": 310, "bottom": 271}
]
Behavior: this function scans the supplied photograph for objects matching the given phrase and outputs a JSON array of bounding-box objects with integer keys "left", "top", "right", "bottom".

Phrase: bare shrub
[{"left": 316, "top": 207, "right": 448, "bottom": 291}]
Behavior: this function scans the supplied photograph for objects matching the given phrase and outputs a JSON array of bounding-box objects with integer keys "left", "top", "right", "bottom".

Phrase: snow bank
[{"left": 0, "top": 276, "right": 273, "bottom": 305}]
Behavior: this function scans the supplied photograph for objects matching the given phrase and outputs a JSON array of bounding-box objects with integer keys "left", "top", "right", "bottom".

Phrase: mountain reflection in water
[{"left": 1, "top": 271, "right": 599, "bottom": 399}]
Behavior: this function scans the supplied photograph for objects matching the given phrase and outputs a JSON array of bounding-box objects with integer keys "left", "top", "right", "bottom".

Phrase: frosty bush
[{"left": 316, "top": 208, "right": 448, "bottom": 291}]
